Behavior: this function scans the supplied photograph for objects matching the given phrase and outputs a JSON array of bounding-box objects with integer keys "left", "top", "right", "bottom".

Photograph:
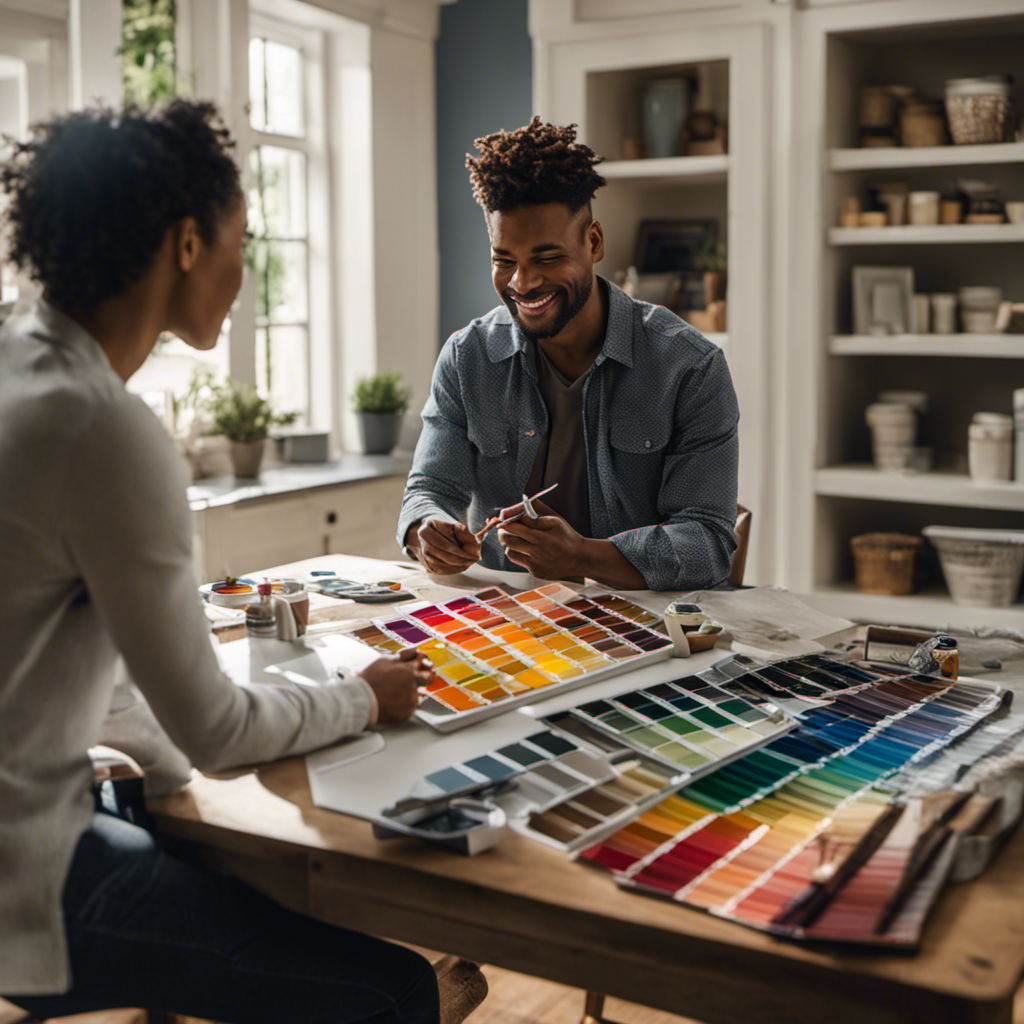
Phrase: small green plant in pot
[
  {"left": 351, "top": 371, "right": 412, "bottom": 455},
  {"left": 208, "top": 379, "right": 295, "bottom": 478}
]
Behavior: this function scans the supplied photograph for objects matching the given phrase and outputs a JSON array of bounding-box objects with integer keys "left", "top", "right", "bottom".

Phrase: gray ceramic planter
[
  {"left": 358, "top": 412, "right": 402, "bottom": 455},
  {"left": 230, "top": 439, "right": 265, "bottom": 478}
]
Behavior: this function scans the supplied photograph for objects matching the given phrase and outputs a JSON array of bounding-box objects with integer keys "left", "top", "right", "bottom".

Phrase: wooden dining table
[{"left": 149, "top": 556, "right": 1024, "bottom": 1024}]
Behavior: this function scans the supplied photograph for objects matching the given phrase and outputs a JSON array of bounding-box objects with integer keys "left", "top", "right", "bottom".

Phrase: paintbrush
[{"left": 475, "top": 482, "right": 559, "bottom": 541}]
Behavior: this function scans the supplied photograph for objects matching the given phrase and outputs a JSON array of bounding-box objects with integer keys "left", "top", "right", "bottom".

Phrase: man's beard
[{"left": 507, "top": 275, "right": 593, "bottom": 341}]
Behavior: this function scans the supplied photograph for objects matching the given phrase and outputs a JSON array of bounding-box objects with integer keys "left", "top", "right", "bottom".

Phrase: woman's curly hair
[
  {"left": 466, "top": 116, "right": 605, "bottom": 214},
  {"left": 1, "top": 99, "right": 242, "bottom": 315}
]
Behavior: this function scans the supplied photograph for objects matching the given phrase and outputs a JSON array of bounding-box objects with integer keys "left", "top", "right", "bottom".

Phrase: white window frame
[{"left": 245, "top": 10, "right": 332, "bottom": 433}]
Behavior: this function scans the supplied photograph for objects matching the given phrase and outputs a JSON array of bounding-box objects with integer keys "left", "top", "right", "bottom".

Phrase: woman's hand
[{"left": 361, "top": 648, "right": 434, "bottom": 724}]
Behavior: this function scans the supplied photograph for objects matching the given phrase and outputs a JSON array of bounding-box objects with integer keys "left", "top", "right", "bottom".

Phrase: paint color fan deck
[
  {"left": 580, "top": 655, "right": 1008, "bottom": 949},
  {"left": 410, "top": 725, "right": 686, "bottom": 854},
  {"left": 347, "top": 584, "right": 673, "bottom": 731}
]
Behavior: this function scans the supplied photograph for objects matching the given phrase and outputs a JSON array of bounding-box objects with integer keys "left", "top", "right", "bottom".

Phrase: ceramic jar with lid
[
  {"left": 958, "top": 286, "right": 1002, "bottom": 333},
  {"left": 866, "top": 402, "right": 917, "bottom": 471},
  {"left": 945, "top": 75, "right": 1013, "bottom": 145},
  {"left": 969, "top": 412, "right": 1014, "bottom": 482},
  {"left": 908, "top": 191, "right": 940, "bottom": 225},
  {"left": 899, "top": 100, "right": 947, "bottom": 147}
]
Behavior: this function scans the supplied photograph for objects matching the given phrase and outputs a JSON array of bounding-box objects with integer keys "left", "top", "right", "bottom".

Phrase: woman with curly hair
[{"left": 0, "top": 101, "right": 446, "bottom": 1023}]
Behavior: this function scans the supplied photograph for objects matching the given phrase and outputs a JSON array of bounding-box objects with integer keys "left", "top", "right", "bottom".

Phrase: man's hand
[
  {"left": 361, "top": 648, "right": 434, "bottom": 724},
  {"left": 496, "top": 500, "right": 586, "bottom": 581},
  {"left": 406, "top": 517, "right": 481, "bottom": 576}
]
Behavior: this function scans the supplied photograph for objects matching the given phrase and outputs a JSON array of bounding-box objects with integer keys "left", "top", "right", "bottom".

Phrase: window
[
  {"left": 121, "top": 0, "right": 177, "bottom": 107},
  {"left": 248, "top": 21, "right": 324, "bottom": 425}
]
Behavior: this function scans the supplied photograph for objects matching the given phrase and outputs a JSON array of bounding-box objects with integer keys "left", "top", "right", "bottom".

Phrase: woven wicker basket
[
  {"left": 924, "top": 527, "right": 1024, "bottom": 607},
  {"left": 850, "top": 533, "right": 923, "bottom": 596}
]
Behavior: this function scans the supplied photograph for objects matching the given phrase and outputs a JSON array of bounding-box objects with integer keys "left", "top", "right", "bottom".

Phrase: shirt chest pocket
[
  {"left": 609, "top": 417, "right": 671, "bottom": 455},
  {"left": 467, "top": 419, "right": 512, "bottom": 457}
]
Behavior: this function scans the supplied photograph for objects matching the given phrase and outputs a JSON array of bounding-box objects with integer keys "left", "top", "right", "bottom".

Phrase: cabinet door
[
  {"left": 199, "top": 496, "right": 320, "bottom": 580},
  {"left": 313, "top": 476, "right": 408, "bottom": 562}
]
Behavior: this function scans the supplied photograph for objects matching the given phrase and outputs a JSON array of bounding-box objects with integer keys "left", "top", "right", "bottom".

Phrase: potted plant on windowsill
[
  {"left": 352, "top": 371, "right": 412, "bottom": 455},
  {"left": 208, "top": 380, "right": 295, "bottom": 478}
]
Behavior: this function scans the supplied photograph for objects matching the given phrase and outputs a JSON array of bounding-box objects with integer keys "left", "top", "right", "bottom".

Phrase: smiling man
[{"left": 398, "top": 117, "right": 739, "bottom": 591}]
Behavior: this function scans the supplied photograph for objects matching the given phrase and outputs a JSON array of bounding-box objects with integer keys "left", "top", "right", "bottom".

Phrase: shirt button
[{"left": 644, "top": 440, "right": 651, "bottom": 449}]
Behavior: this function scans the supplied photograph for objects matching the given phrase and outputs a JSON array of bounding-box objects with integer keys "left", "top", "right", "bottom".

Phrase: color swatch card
[
  {"left": 408, "top": 725, "right": 685, "bottom": 853},
  {"left": 579, "top": 657, "right": 1007, "bottom": 949},
  {"left": 542, "top": 674, "right": 797, "bottom": 778},
  {"left": 344, "top": 584, "right": 673, "bottom": 732}
]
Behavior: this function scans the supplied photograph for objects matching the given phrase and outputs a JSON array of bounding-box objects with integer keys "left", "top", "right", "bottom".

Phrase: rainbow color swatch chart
[
  {"left": 579, "top": 657, "right": 1007, "bottom": 949},
  {"left": 346, "top": 584, "right": 673, "bottom": 731}
]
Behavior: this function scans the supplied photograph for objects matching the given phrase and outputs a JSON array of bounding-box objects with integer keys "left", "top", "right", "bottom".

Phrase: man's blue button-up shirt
[{"left": 397, "top": 278, "right": 739, "bottom": 591}]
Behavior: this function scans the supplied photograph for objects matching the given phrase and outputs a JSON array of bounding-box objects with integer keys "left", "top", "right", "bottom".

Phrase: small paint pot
[{"left": 663, "top": 602, "right": 708, "bottom": 658}]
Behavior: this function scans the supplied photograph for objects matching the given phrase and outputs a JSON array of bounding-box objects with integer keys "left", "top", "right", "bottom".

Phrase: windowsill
[{"left": 188, "top": 451, "right": 413, "bottom": 511}]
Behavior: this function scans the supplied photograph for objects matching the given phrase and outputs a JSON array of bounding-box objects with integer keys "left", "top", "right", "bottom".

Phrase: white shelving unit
[
  {"left": 787, "top": 0, "right": 1024, "bottom": 629},
  {"left": 815, "top": 465, "right": 1024, "bottom": 512},
  {"left": 810, "top": 584, "right": 1024, "bottom": 632},
  {"left": 599, "top": 154, "right": 729, "bottom": 185},
  {"left": 831, "top": 224, "right": 1024, "bottom": 245},
  {"left": 829, "top": 140, "right": 1024, "bottom": 171},
  {"left": 830, "top": 334, "right": 1024, "bottom": 358}
]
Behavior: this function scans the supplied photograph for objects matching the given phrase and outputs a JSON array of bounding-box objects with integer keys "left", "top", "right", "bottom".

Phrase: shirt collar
[{"left": 485, "top": 276, "right": 634, "bottom": 369}]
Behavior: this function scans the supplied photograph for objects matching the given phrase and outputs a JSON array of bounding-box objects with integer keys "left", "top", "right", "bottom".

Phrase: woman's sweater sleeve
[{"left": 62, "top": 396, "right": 374, "bottom": 772}]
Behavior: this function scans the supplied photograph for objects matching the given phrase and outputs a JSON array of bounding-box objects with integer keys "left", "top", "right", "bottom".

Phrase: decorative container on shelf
[
  {"left": 945, "top": 76, "right": 1013, "bottom": 145},
  {"left": 641, "top": 78, "right": 691, "bottom": 159},
  {"left": 924, "top": 526, "right": 1024, "bottom": 608},
  {"left": 850, "top": 532, "right": 922, "bottom": 596}
]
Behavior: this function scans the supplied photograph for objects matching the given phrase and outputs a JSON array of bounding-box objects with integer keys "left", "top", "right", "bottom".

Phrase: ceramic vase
[{"left": 642, "top": 79, "right": 691, "bottom": 159}]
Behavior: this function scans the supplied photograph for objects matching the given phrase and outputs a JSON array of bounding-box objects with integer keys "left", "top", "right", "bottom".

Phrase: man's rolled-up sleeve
[
  {"left": 609, "top": 348, "right": 739, "bottom": 591},
  {"left": 397, "top": 334, "right": 477, "bottom": 551}
]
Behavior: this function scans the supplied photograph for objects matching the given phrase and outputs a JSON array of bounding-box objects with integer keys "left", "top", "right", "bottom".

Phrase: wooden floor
[
  {"left": 467, "top": 964, "right": 697, "bottom": 1024},
  {"left": 7, "top": 971, "right": 1024, "bottom": 1024}
]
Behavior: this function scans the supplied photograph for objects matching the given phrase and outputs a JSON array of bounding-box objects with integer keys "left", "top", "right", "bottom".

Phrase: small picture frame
[
  {"left": 634, "top": 219, "right": 717, "bottom": 274},
  {"left": 852, "top": 266, "right": 915, "bottom": 336}
]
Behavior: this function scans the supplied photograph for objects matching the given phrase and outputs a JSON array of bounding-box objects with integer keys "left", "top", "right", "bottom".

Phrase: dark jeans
[{"left": 6, "top": 811, "right": 439, "bottom": 1024}]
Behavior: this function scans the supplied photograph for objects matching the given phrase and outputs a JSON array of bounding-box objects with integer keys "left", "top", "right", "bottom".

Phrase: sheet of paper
[{"left": 664, "top": 587, "right": 855, "bottom": 659}]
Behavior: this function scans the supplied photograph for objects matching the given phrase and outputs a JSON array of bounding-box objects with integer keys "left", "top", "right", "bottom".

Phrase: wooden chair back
[{"left": 730, "top": 504, "right": 752, "bottom": 587}]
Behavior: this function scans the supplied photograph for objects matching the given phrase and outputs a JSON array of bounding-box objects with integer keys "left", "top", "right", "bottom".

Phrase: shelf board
[
  {"left": 829, "top": 141, "right": 1024, "bottom": 172},
  {"left": 815, "top": 464, "right": 1024, "bottom": 512},
  {"left": 830, "top": 334, "right": 1024, "bottom": 358},
  {"left": 803, "top": 584, "right": 1024, "bottom": 632},
  {"left": 830, "top": 223, "right": 1024, "bottom": 245},
  {"left": 600, "top": 155, "right": 729, "bottom": 185}
]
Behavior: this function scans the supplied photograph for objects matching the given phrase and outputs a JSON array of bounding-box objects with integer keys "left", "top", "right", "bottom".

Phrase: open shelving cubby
[
  {"left": 585, "top": 58, "right": 730, "bottom": 356},
  {"left": 790, "top": 5, "right": 1024, "bottom": 630}
]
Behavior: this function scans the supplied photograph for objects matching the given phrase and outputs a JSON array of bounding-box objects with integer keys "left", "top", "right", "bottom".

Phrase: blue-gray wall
[{"left": 436, "top": 0, "right": 532, "bottom": 345}]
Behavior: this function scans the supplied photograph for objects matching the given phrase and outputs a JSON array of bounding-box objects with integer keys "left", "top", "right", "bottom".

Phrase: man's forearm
[{"left": 580, "top": 537, "right": 647, "bottom": 590}]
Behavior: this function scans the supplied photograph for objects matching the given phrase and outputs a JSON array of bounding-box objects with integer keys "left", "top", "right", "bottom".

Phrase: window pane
[
  {"left": 256, "top": 325, "right": 308, "bottom": 421},
  {"left": 263, "top": 39, "right": 304, "bottom": 137},
  {"left": 123, "top": 0, "right": 176, "bottom": 107},
  {"left": 253, "top": 239, "right": 308, "bottom": 325},
  {"left": 249, "top": 37, "right": 266, "bottom": 131},
  {"left": 248, "top": 147, "right": 307, "bottom": 238}
]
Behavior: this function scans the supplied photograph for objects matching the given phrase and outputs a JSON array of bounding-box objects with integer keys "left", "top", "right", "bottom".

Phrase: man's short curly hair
[
  {"left": 466, "top": 116, "right": 606, "bottom": 215},
  {"left": 1, "top": 99, "right": 242, "bottom": 315}
]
